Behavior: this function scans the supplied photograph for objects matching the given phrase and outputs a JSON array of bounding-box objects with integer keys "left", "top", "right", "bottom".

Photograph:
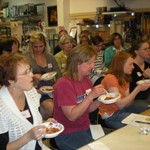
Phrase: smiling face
[
  {"left": 123, "top": 57, "right": 134, "bottom": 75},
  {"left": 14, "top": 63, "right": 33, "bottom": 91}
]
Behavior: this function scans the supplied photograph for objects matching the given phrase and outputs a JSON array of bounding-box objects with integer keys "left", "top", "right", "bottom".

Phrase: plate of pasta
[
  {"left": 98, "top": 92, "right": 120, "bottom": 104},
  {"left": 40, "top": 86, "right": 53, "bottom": 94},
  {"left": 41, "top": 71, "right": 57, "bottom": 81},
  {"left": 41, "top": 122, "right": 64, "bottom": 138}
]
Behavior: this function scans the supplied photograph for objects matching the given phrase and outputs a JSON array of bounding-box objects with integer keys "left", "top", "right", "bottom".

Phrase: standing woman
[
  {"left": 130, "top": 39, "right": 150, "bottom": 100},
  {"left": 53, "top": 45, "right": 106, "bottom": 150},
  {"left": 25, "top": 32, "right": 61, "bottom": 118},
  {"left": 0, "top": 54, "right": 56, "bottom": 150},
  {"left": 104, "top": 32, "right": 125, "bottom": 68}
]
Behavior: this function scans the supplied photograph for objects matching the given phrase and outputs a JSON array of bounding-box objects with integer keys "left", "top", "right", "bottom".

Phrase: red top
[{"left": 53, "top": 76, "right": 92, "bottom": 135}]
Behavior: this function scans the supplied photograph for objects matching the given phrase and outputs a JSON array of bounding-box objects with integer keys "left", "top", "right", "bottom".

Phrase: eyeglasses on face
[{"left": 17, "top": 67, "right": 32, "bottom": 76}]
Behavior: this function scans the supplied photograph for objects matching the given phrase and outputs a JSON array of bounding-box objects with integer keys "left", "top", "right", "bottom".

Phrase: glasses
[
  {"left": 17, "top": 67, "right": 32, "bottom": 76},
  {"left": 62, "top": 42, "right": 73, "bottom": 45}
]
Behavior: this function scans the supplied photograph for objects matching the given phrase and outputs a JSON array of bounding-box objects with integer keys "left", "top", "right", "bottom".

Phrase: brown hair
[
  {"left": 110, "top": 32, "right": 123, "bottom": 46},
  {"left": 107, "top": 51, "right": 132, "bottom": 85},
  {"left": 64, "top": 45, "right": 96, "bottom": 80},
  {"left": 0, "top": 53, "right": 29, "bottom": 86}
]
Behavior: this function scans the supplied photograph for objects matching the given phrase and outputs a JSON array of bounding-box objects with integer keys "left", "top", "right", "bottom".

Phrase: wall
[{"left": 70, "top": 0, "right": 150, "bottom": 14}]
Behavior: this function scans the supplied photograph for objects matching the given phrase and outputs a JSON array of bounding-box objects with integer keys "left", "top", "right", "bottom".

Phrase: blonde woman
[
  {"left": 25, "top": 32, "right": 61, "bottom": 118},
  {"left": 54, "top": 34, "right": 73, "bottom": 74}
]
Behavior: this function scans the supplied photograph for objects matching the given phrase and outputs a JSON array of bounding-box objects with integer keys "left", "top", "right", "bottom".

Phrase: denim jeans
[
  {"left": 104, "top": 100, "right": 149, "bottom": 129},
  {"left": 55, "top": 128, "right": 93, "bottom": 150}
]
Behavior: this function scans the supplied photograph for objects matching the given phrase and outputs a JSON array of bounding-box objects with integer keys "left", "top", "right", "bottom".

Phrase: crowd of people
[{"left": 0, "top": 29, "right": 150, "bottom": 150}]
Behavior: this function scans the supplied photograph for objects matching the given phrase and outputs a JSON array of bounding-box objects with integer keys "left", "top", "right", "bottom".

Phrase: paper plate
[
  {"left": 41, "top": 72, "right": 57, "bottom": 81},
  {"left": 40, "top": 86, "right": 53, "bottom": 94},
  {"left": 98, "top": 93, "right": 120, "bottom": 104},
  {"left": 41, "top": 122, "right": 64, "bottom": 138},
  {"left": 136, "top": 79, "right": 150, "bottom": 85}
]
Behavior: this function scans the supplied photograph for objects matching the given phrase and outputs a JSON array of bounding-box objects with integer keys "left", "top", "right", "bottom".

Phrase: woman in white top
[{"left": 0, "top": 54, "right": 56, "bottom": 150}]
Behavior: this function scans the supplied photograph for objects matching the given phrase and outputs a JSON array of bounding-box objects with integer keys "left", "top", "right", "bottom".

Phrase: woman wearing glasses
[
  {"left": 0, "top": 54, "right": 56, "bottom": 150},
  {"left": 130, "top": 38, "right": 150, "bottom": 100},
  {"left": 54, "top": 34, "right": 74, "bottom": 74}
]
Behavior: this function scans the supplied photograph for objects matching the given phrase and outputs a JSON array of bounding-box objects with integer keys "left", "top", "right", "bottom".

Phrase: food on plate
[
  {"left": 41, "top": 71, "right": 57, "bottom": 81},
  {"left": 104, "top": 96, "right": 114, "bottom": 100},
  {"left": 42, "top": 86, "right": 53, "bottom": 91},
  {"left": 46, "top": 127, "right": 60, "bottom": 134}
]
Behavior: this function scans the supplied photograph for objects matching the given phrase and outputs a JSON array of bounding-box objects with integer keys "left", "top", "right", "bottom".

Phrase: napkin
[
  {"left": 88, "top": 141, "right": 110, "bottom": 150},
  {"left": 90, "top": 124, "right": 105, "bottom": 140},
  {"left": 122, "top": 113, "right": 150, "bottom": 127}
]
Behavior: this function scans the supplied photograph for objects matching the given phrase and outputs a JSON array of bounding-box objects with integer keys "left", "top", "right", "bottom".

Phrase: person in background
[
  {"left": 99, "top": 52, "right": 150, "bottom": 129},
  {"left": 142, "top": 34, "right": 150, "bottom": 65},
  {"left": 53, "top": 45, "right": 106, "bottom": 150},
  {"left": 104, "top": 32, "right": 125, "bottom": 68},
  {"left": 79, "top": 30, "right": 91, "bottom": 42},
  {"left": 79, "top": 34, "right": 91, "bottom": 46},
  {"left": 0, "top": 37, "right": 20, "bottom": 55},
  {"left": 53, "top": 29, "right": 68, "bottom": 55},
  {"left": 25, "top": 32, "right": 61, "bottom": 119},
  {"left": 129, "top": 38, "right": 150, "bottom": 100},
  {"left": 0, "top": 53, "right": 56, "bottom": 150},
  {"left": 54, "top": 34, "right": 73, "bottom": 74},
  {"left": 89, "top": 35, "right": 105, "bottom": 85}
]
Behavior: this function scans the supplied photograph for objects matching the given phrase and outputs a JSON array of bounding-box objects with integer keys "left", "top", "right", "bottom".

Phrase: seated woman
[
  {"left": 25, "top": 32, "right": 62, "bottom": 118},
  {"left": 0, "top": 53, "right": 56, "bottom": 150},
  {"left": 129, "top": 38, "right": 150, "bottom": 100},
  {"left": 99, "top": 52, "right": 150, "bottom": 129},
  {"left": 53, "top": 45, "right": 106, "bottom": 150},
  {"left": 79, "top": 35, "right": 91, "bottom": 46},
  {"left": 104, "top": 32, "right": 125, "bottom": 68},
  {"left": 54, "top": 34, "right": 74, "bottom": 74},
  {"left": 89, "top": 35, "right": 105, "bottom": 86}
]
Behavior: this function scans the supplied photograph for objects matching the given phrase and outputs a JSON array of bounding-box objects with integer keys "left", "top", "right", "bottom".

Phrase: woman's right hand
[
  {"left": 137, "top": 82, "right": 150, "bottom": 92},
  {"left": 89, "top": 84, "right": 106, "bottom": 99},
  {"left": 26, "top": 126, "right": 46, "bottom": 141}
]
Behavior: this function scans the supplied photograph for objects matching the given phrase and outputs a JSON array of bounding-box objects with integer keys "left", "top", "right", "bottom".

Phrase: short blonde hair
[{"left": 58, "top": 34, "right": 73, "bottom": 48}]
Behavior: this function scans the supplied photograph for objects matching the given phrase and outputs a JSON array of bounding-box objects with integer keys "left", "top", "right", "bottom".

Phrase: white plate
[
  {"left": 41, "top": 122, "right": 64, "bottom": 138},
  {"left": 136, "top": 79, "right": 150, "bottom": 85},
  {"left": 40, "top": 86, "right": 53, "bottom": 94},
  {"left": 41, "top": 72, "right": 57, "bottom": 81},
  {"left": 98, "top": 92, "right": 120, "bottom": 104}
]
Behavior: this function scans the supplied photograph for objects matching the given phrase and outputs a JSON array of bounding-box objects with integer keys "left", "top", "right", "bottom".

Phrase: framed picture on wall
[{"left": 47, "top": 6, "right": 57, "bottom": 26}]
